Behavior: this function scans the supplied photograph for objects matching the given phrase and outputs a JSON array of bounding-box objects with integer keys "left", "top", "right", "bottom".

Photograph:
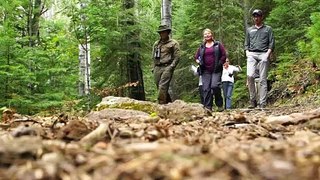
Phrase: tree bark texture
[
  {"left": 79, "top": 43, "right": 91, "bottom": 96},
  {"left": 78, "top": 2, "right": 91, "bottom": 96},
  {"left": 28, "top": 0, "right": 42, "bottom": 47},
  {"left": 123, "top": 0, "right": 146, "bottom": 100},
  {"left": 161, "top": 0, "right": 172, "bottom": 27}
]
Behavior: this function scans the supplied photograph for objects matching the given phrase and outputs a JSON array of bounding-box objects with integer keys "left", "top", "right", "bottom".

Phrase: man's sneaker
[
  {"left": 258, "top": 104, "right": 266, "bottom": 109},
  {"left": 248, "top": 100, "right": 257, "bottom": 109}
]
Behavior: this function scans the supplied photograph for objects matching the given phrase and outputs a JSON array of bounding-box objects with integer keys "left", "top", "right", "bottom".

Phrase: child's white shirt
[{"left": 222, "top": 65, "right": 241, "bottom": 83}]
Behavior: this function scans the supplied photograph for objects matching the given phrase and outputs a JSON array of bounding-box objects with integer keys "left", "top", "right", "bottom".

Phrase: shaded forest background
[{"left": 0, "top": 0, "right": 319, "bottom": 115}]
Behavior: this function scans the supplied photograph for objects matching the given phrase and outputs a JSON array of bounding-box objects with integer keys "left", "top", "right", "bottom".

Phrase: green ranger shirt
[{"left": 152, "top": 38, "right": 180, "bottom": 68}]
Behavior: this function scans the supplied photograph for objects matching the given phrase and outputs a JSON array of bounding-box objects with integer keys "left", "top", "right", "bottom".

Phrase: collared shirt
[
  {"left": 152, "top": 38, "right": 180, "bottom": 68},
  {"left": 244, "top": 24, "right": 275, "bottom": 52}
]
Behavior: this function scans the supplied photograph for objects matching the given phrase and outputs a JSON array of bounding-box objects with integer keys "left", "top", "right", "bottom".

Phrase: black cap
[
  {"left": 252, "top": 9, "right": 263, "bottom": 16},
  {"left": 157, "top": 25, "right": 171, "bottom": 33}
]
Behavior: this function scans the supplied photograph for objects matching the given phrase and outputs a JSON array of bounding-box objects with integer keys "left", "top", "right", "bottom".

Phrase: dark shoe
[
  {"left": 248, "top": 100, "right": 257, "bottom": 109},
  {"left": 204, "top": 108, "right": 212, "bottom": 116}
]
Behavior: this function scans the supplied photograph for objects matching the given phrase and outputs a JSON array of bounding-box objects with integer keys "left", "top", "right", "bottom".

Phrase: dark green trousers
[{"left": 154, "top": 65, "right": 174, "bottom": 104}]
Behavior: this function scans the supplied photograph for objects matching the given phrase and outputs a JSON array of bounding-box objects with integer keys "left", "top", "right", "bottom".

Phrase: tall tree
[
  {"left": 161, "top": 0, "right": 171, "bottom": 27},
  {"left": 123, "top": 0, "right": 145, "bottom": 100},
  {"left": 0, "top": 0, "right": 79, "bottom": 114},
  {"left": 78, "top": 1, "right": 91, "bottom": 96},
  {"left": 267, "top": 0, "right": 319, "bottom": 54},
  {"left": 26, "top": 0, "right": 47, "bottom": 47}
]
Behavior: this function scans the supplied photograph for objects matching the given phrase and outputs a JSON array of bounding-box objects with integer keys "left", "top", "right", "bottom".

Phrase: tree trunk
[
  {"left": 28, "top": 0, "right": 42, "bottom": 47},
  {"left": 26, "top": 0, "right": 43, "bottom": 94},
  {"left": 78, "top": 2, "right": 91, "bottom": 96},
  {"left": 161, "top": 0, "right": 172, "bottom": 27},
  {"left": 218, "top": 0, "right": 222, "bottom": 41},
  {"left": 79, "top": 43, "right": 91, "bottom": 96},
  {"left": 123, "top": 0, "right": 146, "bottom": 100}
]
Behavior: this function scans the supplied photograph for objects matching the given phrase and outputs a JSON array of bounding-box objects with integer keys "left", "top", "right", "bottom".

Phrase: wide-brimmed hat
[
  {"left": 252, "top": 9, "right": 263, "bottom": 16},
  {"left": 157, "top": 25, "right": 171, "bottom": 33}
]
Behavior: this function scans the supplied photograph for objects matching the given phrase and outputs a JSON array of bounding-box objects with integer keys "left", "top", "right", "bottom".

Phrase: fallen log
[
  {"left": 265, "top": 108, "right": 320, "bottom": 124},
  {"left": 80, "top": 123, "right": 113, "bottom": 147}
]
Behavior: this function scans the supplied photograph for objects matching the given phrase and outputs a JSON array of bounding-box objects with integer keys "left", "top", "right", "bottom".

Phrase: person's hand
[
  {"left": 266, "top": 52, "right": 271, "bottom": 60},
  {"left": 223, "top": 61, "right": 229, "bottom": 68},
  {"left": 196, "top": 59, "right": 200, "bottom": 64},
  {"left": 262, "top": 53, "right": 269, "bottom": 62},
  {"left": 223, "top": 63, "right": 227, "bottom": 68},
  {"left": 263, "top": 50, "right": 272, "bottom": 61},
  {"left": 167, "top": 65, "right": 175, "bottom": 72},
  {"left": 245, "top": 50, "right": 250, "bottom": 57},
  {"left": 236, "top": 65, "right": 242, "bottom": 71}
]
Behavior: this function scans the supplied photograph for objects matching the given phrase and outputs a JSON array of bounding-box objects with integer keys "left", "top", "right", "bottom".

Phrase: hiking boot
[
  {"left": 204, "top": 108, "right": 213, "bottom": 116},
  {"left": 258, "top": 104, "right": 266, "bottom": 109},
  {"left": 217, "top": 106, "right": 224, "bottom": 112},
  {"left": 248, "top": 100, "right": 257, "bottom": 109}
]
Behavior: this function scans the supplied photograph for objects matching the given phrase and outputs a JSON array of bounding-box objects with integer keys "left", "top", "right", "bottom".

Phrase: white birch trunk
[
  {"left": 79, "top": 43, "right": 90, "bottom": 95},
  {"left": 78, "top": 2, "right": 91, "bottom": 96},
  {"left": 161, "top": 0, "right": 172, "bottom": 28}
]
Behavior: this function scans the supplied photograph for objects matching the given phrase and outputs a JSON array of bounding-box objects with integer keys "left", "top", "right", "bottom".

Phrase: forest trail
[{"left": 0, "top": 96, "right": 319, "bottom": 179}]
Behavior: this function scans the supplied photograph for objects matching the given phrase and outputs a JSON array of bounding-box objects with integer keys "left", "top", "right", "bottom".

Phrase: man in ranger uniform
[{"left": 152, "top": 25, "right": 180, "bottom": 104}]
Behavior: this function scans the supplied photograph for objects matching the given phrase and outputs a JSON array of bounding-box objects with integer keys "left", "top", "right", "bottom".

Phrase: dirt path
[{"left": 0, "top": 99, "right": 319, "bottom": 179}]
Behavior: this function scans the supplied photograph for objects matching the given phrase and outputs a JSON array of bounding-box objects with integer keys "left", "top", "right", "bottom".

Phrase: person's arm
[
  {"left": 267, "top": 26, "right": 275, "bottom": 57},
  {"left": 170, "top": 40, "right": 180, "bottom": 68},
  {"left": 244, "top": 28, "right": 250, "bottom": 55},
  {"left": 194, "top": 48, "right": 200, "bottom": 64},
  {"left": 233, "top": 65, "right": 242, "bottom": 72},
  {"left": 219, "top": 43, "right": 227, "bottom": 64},
  {"left": 151, "top": 41, "right": 158, "bottom": 70},
  {"left": 151, "top": 41, "right": 158, "bottom": 59}
]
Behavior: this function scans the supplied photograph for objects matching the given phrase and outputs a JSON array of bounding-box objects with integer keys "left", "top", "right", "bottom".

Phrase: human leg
[
  {"left": 247, "top": 53, "right": 258, "bottom": 108},
  {"left": 226, "top": 82, "right": 234, "bottom": 109},
  {"left": 257, "top": 54, "right": 269, "bottom": 107},
  {"left": 201, "top": 72, "right": 213, "bottom": 110},
  {"left": 222, "top": 82, "right": 228, "bottom": 109},
  {"left": 211, "top": 72, "right": 223, "bottom": 111},
  {"left": 157, "top": 66, "right": 173, "bottom": 104},
  {"left": 199, "top": 85, "right": 204, "bottom": 105}
]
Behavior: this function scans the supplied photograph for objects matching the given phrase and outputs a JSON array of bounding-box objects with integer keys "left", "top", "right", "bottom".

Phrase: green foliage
[
  {"left": 0, "top": 0, "right": 319, "bottom": 115},
  {"left": 304, "top": 12, "right": 320, "bottom": 64},
  {"left": 72, "top": 0, "right": 161, "bottom": 102},
  {"left": 232, "top": 70, "right": 249, "bottom": 108},
  {"left": 0, "top": 1, "right": 79, "bottom": 114},
  {"left": 267, "top": 0, "right": 320, "bottom": 54}
]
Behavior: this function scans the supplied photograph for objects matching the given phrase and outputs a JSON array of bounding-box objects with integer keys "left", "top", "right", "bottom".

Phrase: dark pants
[
  {"left": 198, "top": 85, "right": 204, "bottom": 105},
  {"left": 201, "top": 71, "right": 223, "bottom": 110},
  {"left": 154, "top": 65, "right": 174, "bottom": 104}
]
